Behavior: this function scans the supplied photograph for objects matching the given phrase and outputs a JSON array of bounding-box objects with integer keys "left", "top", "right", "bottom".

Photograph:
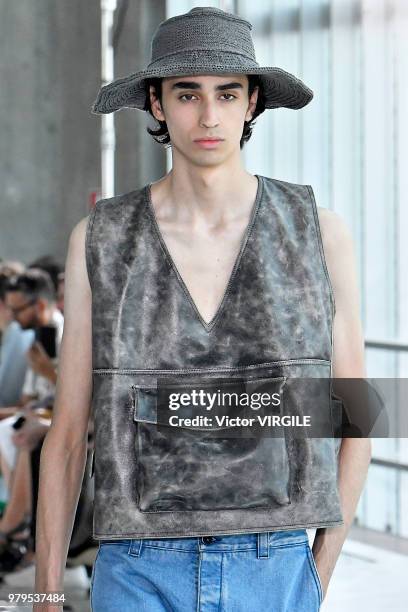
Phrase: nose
[{"left": 199, "top": 101, "right": 220, "bottom": 129}]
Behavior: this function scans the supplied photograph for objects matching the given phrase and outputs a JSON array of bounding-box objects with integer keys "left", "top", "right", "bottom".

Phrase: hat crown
[
  {"left": 92, "top": 6, "right": 314, "bottom": 114},
  {"left": 149, "top": 6, "right": 257, "bottom": 68}
]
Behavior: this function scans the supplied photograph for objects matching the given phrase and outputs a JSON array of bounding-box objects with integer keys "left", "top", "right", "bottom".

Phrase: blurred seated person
[
  {"left": 0, "top": 397, "right": 53, "bottom": 573},
  {"left": 0, "top": 400, "right": 95, "bottom": 576},
  {"left": 0, "top": 269, "right": 63, "bottom": 488},
  {"left": 27, "top": 255, "right": 64, "bottom": 299},
  {"left": 0, "top": 262, "right": 35, "bottom": 407}
]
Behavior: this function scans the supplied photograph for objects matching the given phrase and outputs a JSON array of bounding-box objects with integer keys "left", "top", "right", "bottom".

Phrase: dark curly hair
[
  {"left": 143, "top": 74, "right": 266, "bottom": 150},
  {"left": 5, "top": 268, "right": 56, "bottom": 303}
]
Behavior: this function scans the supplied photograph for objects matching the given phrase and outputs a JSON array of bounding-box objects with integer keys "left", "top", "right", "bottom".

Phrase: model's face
[{"left": 150, "top": 74, "right": 259, "bottom": 166}]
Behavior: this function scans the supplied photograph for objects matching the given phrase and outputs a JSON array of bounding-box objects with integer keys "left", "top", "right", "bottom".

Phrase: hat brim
[{"left": 91, "top": 64, "right": 313, "bottom": 115}]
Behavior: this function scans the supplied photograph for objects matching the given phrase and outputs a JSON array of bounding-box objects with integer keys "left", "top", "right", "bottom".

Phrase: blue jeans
[{"left": 90, "top": 529, "right": 323, "bottom": 611}]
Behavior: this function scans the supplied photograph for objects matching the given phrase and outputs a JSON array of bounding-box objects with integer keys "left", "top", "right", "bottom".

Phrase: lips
[
  {"left": 195, "top": 138, "right": 223, "bottom": 142},
  {"left": 194, "top": 139, "right": 223, "bottom": 149}
]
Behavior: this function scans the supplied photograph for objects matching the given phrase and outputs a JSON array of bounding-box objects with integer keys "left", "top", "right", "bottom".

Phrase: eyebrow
[{"left": 170, "top": 81, "right": 244, "bottom": 92}]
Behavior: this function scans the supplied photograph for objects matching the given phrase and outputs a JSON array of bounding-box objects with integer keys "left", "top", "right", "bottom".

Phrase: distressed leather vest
[{"left": 86, "top": 174, "right": 344, "bottom": 539}]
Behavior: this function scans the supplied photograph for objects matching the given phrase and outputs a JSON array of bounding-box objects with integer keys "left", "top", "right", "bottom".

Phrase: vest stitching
[
  {"left": 85, "top": 199, "right": 100, "bottom": 290},
  {"left": 92, "top": 358, "right": 331, "bottom": 375},
  {"left": 306, "top": 184, "right": 337, "bottom": 432},
  {"left": 93, "top": 518, "right": 344, "bottom": 538}
]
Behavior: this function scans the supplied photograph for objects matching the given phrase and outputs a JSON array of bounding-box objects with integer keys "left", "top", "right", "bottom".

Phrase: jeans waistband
[{"left": 121, "top": 529, "right": 309, "bottom": 559}]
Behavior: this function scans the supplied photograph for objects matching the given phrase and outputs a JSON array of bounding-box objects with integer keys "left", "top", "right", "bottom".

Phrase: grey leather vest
[{"left": 86, "top": 174, "right": 344, "bottom": 539}]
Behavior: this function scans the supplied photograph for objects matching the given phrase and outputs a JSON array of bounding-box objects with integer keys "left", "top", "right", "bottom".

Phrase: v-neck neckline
[{"left": 144, "top": 174, "right": 263, "bottom": 333}]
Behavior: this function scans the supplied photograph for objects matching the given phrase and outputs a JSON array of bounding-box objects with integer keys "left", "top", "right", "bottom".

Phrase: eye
[
  {"left": 178, "top": 93, "right": 237, "bottom": 102},
  {"left": 179, "top": 93, "right": 197, "bottom": 101}
]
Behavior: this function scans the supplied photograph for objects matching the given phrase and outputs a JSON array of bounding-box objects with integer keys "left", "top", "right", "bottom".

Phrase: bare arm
[
  {"left": 34, "top": 215, "right": 93, "bottom": 607},
  {"left": 312, "top": 208, "right": 372, "bottom": 600}
]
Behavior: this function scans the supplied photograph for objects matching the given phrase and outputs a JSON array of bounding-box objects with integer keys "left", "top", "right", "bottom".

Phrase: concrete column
[
  {"left": 114, "top": 0, "right": 167, "bottom": 194},
  {"left": 0, "top": 0, "right": 166, "bottom": 265},
  {"left": 0, "top": 0, "right": 101, "bottom": 264}
]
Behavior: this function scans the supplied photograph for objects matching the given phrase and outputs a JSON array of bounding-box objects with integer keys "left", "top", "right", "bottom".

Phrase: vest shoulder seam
[
  {"left": 262, "top": 175, "right": 308, "bottom": 190},
  {"left": 305, "top": 185, "right": 336, "bottom": 319},
  {"left": 85, "top": 202, "right": 99, "bottom": 290}
]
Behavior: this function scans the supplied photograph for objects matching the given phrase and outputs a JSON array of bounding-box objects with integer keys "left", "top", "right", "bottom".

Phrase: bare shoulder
[
  {"left": 65, "top": 216, "right": 91, "bottom": 288},
  {"left": 316, "top": 208, "right": 365, "bottom": 376},
  {"left": 62, "top": 214, "right": 93, "bottom": 327},
  {"left": 315, "top": 206, "right": 360, "bottom": 314},
  {"left": 315, "top": 207, "right": 356, "bottom": 278},
  {"left": 315, "top": 206, "right": 353, "bottom": 253},
  {"left": 69, "top": 215, "right": 89, "bottom": 250}
]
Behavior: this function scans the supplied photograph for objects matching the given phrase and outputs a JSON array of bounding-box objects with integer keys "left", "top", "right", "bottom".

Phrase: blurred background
[{"left": 0, "top": 0, "right": 407, "bottom": 610}]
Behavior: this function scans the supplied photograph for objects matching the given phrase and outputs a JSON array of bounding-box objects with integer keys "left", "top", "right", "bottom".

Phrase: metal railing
[
  {"left": 365, "top": 339, "right": 408, "bottom": 352},
  {"left": 352, "top": 339, "right": 408, "bottom": 545}
]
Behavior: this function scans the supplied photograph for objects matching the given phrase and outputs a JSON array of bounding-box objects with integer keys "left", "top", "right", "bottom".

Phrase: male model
[{"left": 34, "top": 7, "right": 371, "bottom": 612}]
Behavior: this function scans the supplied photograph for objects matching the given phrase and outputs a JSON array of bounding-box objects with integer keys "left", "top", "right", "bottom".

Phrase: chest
[{"left": 155, "top": 216, "right": 251, "bottom": 326}]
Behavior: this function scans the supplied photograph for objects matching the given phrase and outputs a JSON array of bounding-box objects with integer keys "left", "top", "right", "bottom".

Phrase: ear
[
  {"left": 245, "top": 85, "right": 259, "bottom": 122},
  {"left": 150, "top": 85, "right": 165, "bottom": 122}
]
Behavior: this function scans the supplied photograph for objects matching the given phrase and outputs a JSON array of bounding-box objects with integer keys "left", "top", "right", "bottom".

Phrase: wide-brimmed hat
[{"left": 92, "top": 6, "right": 313, "bottom": 115}]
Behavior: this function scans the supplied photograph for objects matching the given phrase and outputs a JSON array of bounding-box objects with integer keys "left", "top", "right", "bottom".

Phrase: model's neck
[{"left": 157, "top": 166, "right": 257, "bottom": 219}]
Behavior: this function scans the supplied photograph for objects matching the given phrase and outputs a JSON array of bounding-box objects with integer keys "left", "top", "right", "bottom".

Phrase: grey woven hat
[{"left": 92, "top": 6, "right": 313, "bottom": 115}]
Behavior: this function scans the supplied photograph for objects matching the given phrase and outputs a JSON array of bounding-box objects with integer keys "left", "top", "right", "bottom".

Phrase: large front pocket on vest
[{"left": 131, "top": 375, "right": 291, "bottom": 513}]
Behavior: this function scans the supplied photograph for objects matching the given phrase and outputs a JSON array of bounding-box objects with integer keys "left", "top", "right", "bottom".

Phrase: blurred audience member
[
  {"left": 5, "top": 268, "right": 64, "bottom": 404},
  {"left": 0, "top": 262, "right": 35, "bottom": 407},
  {"left": 0, "top": 258, "right": 91, "bottom": 582},
  {"left": 0, "top": 268, "right": 64, "bottom": 574},
  {"left": 27, "top": 255, "right": 63, "bottom": 295},
  {"left": 0, "top": 269, "right": 63, "bottom": 488}
]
